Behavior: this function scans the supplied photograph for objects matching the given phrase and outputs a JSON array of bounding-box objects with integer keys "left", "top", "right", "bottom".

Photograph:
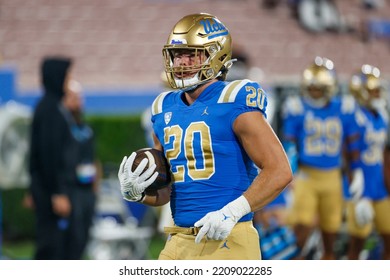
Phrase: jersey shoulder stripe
[
  {"left": 282, "top": 95, "right": 304, "bottom": 117},
  {"left": 341, "top": 95, "right": 356, "bottom": 114},
  {"left": 378, "top": 107, "right": 389, "bottom": 124},
  {"left": 217, "top": 79, "right": 251, "bottom": 103},
  {"left": 151, "top": 91, "right": 171, "bottom": 116},
  {"left": 355, "top": 107, "right": 367, "bottom": 127}
]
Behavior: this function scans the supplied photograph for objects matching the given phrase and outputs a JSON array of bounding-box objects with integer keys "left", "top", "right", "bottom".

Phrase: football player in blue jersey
[
  {"left": 345, "top": 65, "right": 390, "bottom": 260},
  {"left": 281, "top": 56, "right": 360, "bottom": 259},
  {"left": 118, "top": 13, "right": 292, "bottom": 260}
]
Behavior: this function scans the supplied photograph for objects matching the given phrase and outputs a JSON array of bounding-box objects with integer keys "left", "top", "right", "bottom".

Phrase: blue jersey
[
  {"left": 282, "top": 95, "right": 358, "bottom": 169},
  {"left": 354, "top": 106, "right": 388, "bottom": 200},
  {"left": 151, "top": 80, "right": 267, "bottom": 227}
]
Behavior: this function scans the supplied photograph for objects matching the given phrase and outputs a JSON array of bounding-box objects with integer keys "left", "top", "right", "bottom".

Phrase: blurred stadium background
[{"left": 0, "top": 0, "right": 389, "bottom": 259}]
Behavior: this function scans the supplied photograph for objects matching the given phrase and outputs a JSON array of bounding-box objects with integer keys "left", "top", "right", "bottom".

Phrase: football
[{"left": 132, "top": 148, "right": 171, "bottom": 192}]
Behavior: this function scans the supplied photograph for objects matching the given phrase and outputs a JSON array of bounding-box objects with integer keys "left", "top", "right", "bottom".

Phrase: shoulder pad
[
  {"left": 355, "top": 108, "right": 367, "bottom": 127},
  {"left": 217, "top": 79, "right": 251, "bottom": 103},
  {"left": 378, "top": 108, "right": 389, "bottom": 124},
  {"left": 151, "top": 91, "right": 171, "bottom": 116},
  {"left": 341, "top": 95, "right": 356, "bottom": 114},
  {"left": 282, "top": 95, "right": 303, "bottom": 117}
]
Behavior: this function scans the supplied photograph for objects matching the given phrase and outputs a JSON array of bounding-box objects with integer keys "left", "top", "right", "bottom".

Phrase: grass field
[
  {"left": 2, "top": 239, "right": 35, "bottom": 260},
  {"left": 1, "top": 234, "right": 166, "bottom": 260}
]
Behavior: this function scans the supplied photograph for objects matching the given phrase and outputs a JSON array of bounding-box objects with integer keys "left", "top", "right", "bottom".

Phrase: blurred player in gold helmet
[
  {"left": 301, "top": 56, "right": 338, "bottom": 107},
  {"left": 282, "top": 56, "right": 360, "bottom": 259},
  {"left": 346, "top": 64, "right": 390, "bottom": 259}
]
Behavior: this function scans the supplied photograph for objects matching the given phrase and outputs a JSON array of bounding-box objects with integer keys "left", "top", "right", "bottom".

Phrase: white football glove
[
  {"left": 118, "top": 152, "right": 158, "bottom": 202},
  {"left": 349, "top": 168, "right": 364, "bottom": 200},
  {"left": 355, "top": 198, "right": 374, "bottom": 227},
  {"left": 194, "top": 196, "right": 251, "bottom": 244}
]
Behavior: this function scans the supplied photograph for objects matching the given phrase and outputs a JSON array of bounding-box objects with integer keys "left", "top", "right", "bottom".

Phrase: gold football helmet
[
  {"left": 349, "top": 64, "right": 384, "bottom": 110},
  {"left": 301, "top": 56, "right": 338, "bottom": 107},
  {"left": 162, "top": 13, "right": 233, "bottom": 90}
]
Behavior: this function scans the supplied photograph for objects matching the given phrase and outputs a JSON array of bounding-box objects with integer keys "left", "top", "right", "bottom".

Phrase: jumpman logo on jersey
[
  {"left": 201, "top": 106, "right": 209, "bottom": 116},
  {"left": 222, "top": 213, "right": 230, "bottom": 221},
  {"left": 220, "top": 240, "right": 230, "bottom": 250}
]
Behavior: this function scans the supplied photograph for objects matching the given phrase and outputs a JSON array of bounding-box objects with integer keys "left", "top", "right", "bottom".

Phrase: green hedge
[
  {"left": 1, "top": 114, "right": 148, "bottom": 240},
  {"left": 1, "top": 189, "right": 34, "bottom": 241},
  {"left": 87, "top": 114, "right": 148, "bottom": 169}
]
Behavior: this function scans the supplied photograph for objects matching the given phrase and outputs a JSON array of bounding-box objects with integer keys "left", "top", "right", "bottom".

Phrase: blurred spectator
[
  {"left": 29, "top": 56, "right": 73, "bottom": 260},
  {"left": 262, "top": 0, "right": 283, "bottom": 9},
  {"left": 295, "top": 0, "right": 351, "bottom": 33},
  {"left": 361, "top": 18, "right": 390, "bottom": 42},
  {"left": 61, "top": 79, "right": 100, "bottom": 259},
  {"left": 362, "top": 0, "right": 385, "bottom": 10}
]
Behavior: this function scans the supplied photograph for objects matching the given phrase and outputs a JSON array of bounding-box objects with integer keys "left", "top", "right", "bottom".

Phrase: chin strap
[
  {"left": 180, "top": 79, "right": 209, "bottom": 93},
  {"left": 224, "top": 58, "right": 237, "bottom": 71}
]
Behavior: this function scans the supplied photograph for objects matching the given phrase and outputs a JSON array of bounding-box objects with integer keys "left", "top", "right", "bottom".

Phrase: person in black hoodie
[
  {"left": 61, "top": 80, "right": 99, "bottom": 259},
  {"left": 29, "top": 56, "right": 73, "bottom": 260}
]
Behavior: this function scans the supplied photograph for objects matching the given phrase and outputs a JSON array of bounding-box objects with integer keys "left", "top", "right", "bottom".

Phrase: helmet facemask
[
  {"left": 163, "top": 46, "right": 210, "bottom": 90},
  {"left": 304, "top": 85, "right": 330, "bottom": 108}
]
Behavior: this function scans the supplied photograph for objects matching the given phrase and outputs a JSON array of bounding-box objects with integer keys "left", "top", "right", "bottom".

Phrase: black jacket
[{"left": 29, "top": 57, "right": 72, "bottom": 197}]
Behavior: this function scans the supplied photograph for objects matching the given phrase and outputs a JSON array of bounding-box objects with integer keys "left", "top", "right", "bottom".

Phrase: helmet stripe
[{"left": 208, "top": 31, "right": 229, "bottom": 39}]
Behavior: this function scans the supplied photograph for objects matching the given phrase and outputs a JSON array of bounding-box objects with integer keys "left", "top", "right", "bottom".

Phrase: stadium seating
[{"left": 0, "top": 0, "right": 389, "bottom": 90}]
